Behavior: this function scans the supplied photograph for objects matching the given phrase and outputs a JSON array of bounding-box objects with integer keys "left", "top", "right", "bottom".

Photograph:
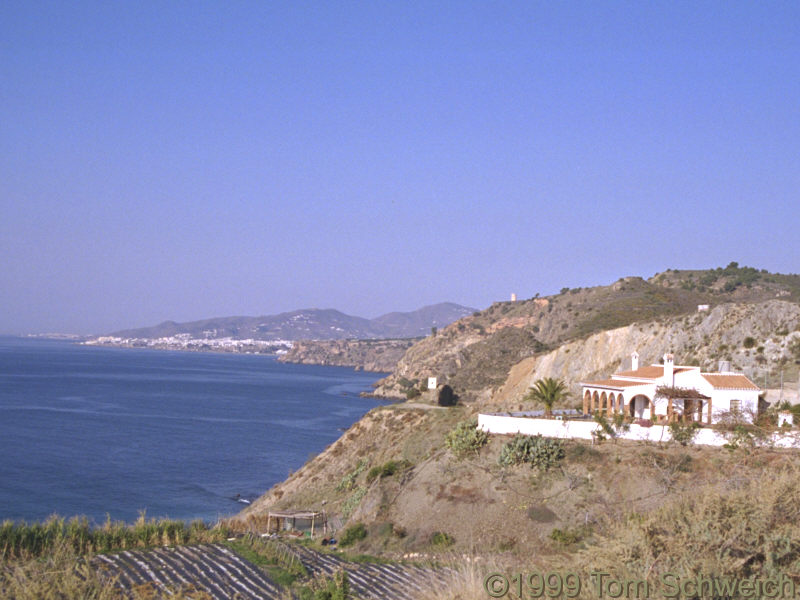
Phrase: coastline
[{"left": 80, "top": 336, "right": 291, "bottom": 356}]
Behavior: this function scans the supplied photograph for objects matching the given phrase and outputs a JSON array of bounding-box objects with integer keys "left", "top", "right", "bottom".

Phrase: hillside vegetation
[
  {"left": 233, "top": 400, "right": 800, "bottom": 596},
  {"left": 374, "top": 264, "right": 800, "bottom": 400}
]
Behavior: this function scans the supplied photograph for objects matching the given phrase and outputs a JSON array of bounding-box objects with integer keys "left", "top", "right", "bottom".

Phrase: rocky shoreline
[{"left": 278, "top": 338, "right": 416, "bottom": 372}]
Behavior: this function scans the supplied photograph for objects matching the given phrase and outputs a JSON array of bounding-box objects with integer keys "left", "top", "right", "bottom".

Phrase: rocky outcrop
[
  {"left": 491, "top": 300, "right": 800, "bottom": 407},
  {"left": 278, "top": 339, "right": 415, "bottom": 372}
]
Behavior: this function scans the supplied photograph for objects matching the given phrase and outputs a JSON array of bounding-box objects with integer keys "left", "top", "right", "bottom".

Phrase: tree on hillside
[{"left": 525, "top": 378, "right": 569, "bottom": 417}]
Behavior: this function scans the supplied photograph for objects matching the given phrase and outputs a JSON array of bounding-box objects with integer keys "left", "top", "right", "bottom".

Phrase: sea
[{"left": 0, "top": 337, "right": 390, "bottom": 524}]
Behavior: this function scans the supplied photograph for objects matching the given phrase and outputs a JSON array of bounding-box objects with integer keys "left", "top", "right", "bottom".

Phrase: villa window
[{"left": 730, "top": 399, "right": 742, "bottom": 414}]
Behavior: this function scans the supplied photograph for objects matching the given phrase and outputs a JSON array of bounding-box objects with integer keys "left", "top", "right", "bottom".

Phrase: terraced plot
[
  {"left": 95, "top": 541, "right": 449, "bottom": 599},
  {"left": 286, "top": 543, "right": 450, "bottom": 600},
  {"left": 94, "top": 544, "right": 284, "bottom": 599}
]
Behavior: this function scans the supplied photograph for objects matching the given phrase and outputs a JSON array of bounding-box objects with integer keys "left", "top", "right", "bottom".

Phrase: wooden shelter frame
[{"left": 265, "top": 510, "right": 327, "bottom": 537}]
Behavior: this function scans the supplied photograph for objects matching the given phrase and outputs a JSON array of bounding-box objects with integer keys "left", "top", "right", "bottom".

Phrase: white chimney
[
  {"left": 631, "top": 351, "right": 639, "bottom": 371},
  {"left": 663, "top": 353, "right": 674, "bottom": 384}
]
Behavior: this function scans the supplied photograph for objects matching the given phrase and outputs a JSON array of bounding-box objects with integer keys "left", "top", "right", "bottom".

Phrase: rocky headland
[{"left": 278, "top": 338, "right": 416, "bottom": 372}]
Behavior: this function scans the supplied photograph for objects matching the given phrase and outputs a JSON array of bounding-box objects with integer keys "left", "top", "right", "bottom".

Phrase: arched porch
[
  {"left": 582, "top": 386, "right": 634, "bottom": 417},
  {"left": 628, "top": 394, "right": 651, "bottom": 420}
]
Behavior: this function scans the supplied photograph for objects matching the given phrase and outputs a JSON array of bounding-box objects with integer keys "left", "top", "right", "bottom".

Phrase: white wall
[
  {"left": 709, "top": 389, "right": 759, "bottom": 419},
  {"left": 477, "top": 414, "right": 800, "bottom": 448}
]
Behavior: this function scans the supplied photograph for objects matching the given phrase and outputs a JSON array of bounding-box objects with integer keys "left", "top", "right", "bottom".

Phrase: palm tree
[{"left": 525, "top": 377, "right": 569, "bottom": 417}]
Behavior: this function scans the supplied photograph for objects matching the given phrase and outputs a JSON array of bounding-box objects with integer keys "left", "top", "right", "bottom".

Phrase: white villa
[{"left": 581, "top": 352, "right": 761, "bottom": 424}]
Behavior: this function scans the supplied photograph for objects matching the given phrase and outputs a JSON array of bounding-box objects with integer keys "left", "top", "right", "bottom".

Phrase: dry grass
[
  {"left": 408, "top": 558, "right": 496, "bottom": 600},
  {"left": 579, "top": 465, "right": 800, "bottom": 583},
  {"left": 409, "top": 461, "right": 800, "bottom": 599},
  {"left": 0, "top": 514, "right": 224, "bottom": 559}
]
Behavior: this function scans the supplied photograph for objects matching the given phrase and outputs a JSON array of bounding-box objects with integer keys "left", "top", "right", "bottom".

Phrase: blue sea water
[{"left": 0, "top": 337, "right": 389, "bottom": 524}]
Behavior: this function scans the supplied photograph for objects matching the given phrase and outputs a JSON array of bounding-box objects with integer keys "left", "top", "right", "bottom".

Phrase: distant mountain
[
  {"left": 108, "top": 303, "right": 477, "bottom": 341},
  {"left": 370, "top": 302, "right": 475, "bottom": 338}
]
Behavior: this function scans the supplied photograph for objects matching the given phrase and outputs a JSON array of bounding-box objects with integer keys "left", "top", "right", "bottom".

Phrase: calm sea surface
[{"left": 0, "top": 337, "right": 389, "bottom": 524}]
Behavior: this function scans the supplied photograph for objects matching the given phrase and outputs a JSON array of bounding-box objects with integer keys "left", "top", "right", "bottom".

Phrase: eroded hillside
[
  {"left": 492, "top": 299, "right": 800, "bottom": 408},
  {"left": 232, "top": 400, "right": 800, "bottom": 566},
  {"left": 374, "top": 265, "right": 800, "bottom": 400}
]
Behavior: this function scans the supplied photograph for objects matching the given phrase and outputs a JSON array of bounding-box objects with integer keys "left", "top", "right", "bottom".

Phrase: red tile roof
[
  {"left": 701, "top": 374, "right": 761, "bottom": 390},
  {"left": 582, "top": 379, "right": 650, "bottom": 390},
  {"left": 615, "top": 365, "right": 691, "bottom": 379}
]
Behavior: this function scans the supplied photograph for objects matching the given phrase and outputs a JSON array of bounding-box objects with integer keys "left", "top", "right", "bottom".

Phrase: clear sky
[{"left": 2, "top": 2, "right": 798, "bottom": 334}]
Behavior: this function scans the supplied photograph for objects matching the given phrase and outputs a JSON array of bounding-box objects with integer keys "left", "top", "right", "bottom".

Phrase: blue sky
[{"left": 2, "top": 2, "right": 798, "bottom": 334}]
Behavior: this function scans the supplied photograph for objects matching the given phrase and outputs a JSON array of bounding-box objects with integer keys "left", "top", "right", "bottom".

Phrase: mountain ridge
[{"left": 107, "top": 302, "right": 477, "bottom": 341}]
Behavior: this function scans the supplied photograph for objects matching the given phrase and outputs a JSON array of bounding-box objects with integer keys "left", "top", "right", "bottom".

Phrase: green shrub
[
  {"left": 365, "top": 460, "right": 409, "bottom": 483},
  {"left": 444, "top": 420, "right": 488, "bottom": 459},
  {"left": 498, "top": 434, "right": 535, "bottom": 466},
  {"left": 226, "top": 535, "right": 308, "bottom": 584},
  {"left": 497, "top": 434, "right": 565, "bottom": 470},
  {"left": 430, "top": 531, "right": 454, "bottom": 547},
  {"left": 335, "top": 459, "right": 368, "bottom": 492},
  {"left": 405, "top": 387, "right": 421, "bottom": 400},
  {"left": 549, "top": 526, "right": 589, "bottom": 546},
  {"left": 365, "top": 466, "right": 382, "bottom": 482},
  {"left": 339, "top": 523, "right": 367, "bottom": 547},
  {"left": 298, "top": 569, "right": 351, "bottom": 600},
  {"left": 743, "top": 336, "right": 757, "bottom": 349},
  {"left": 591, "top": 413, "right": 614, "bottom": 442},
  {"left": 668, "top": 421, "right": 701, "bottom": 446},
  {"left": 341, "top": 488, "right": 367, "bottom": 519}
]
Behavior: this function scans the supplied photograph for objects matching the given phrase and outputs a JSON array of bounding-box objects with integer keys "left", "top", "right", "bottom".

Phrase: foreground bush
[
  {"left": 298, "top": 569, "right": 350, "bottom": 600},
  {"left": 668, "top": 420, "right": 700, "bottom": 446},
  {"left": 498, "top": 434, "right": 564, "bottom": 470},
  {"left": 444, "top": 420, "right": 488, "bottom": 459},
  {"left": 365, "top": 460, "right": 411, "bottom": 483},
  {"left": 338, "top": 523, "right": 367, "bottom": 547},
  {"left": 430, "top": 531, "right": 455, "bottom": 547}
]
